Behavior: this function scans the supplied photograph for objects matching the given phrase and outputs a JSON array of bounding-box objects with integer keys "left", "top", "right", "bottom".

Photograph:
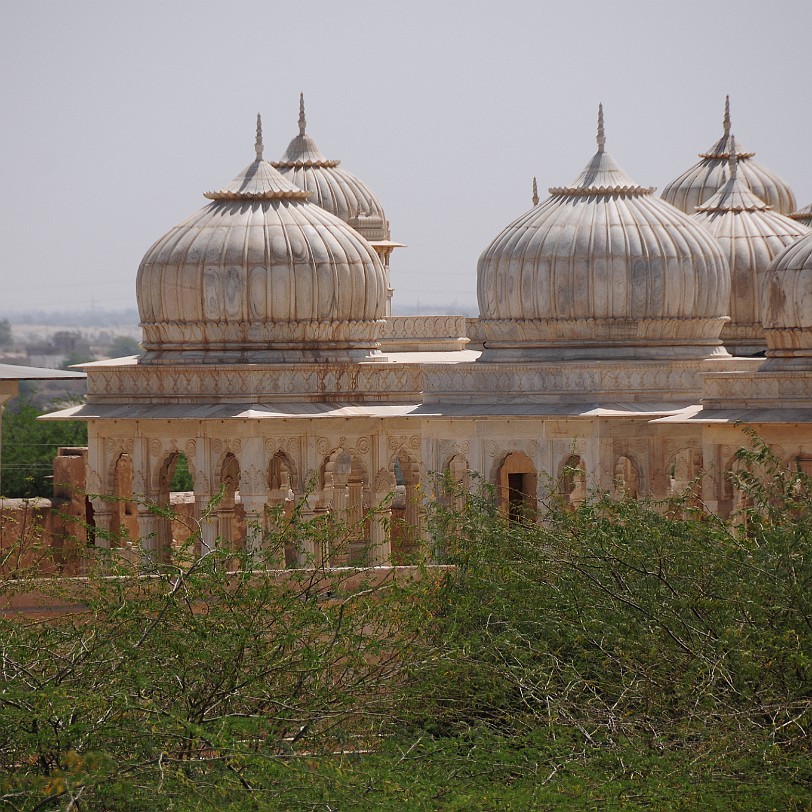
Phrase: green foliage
[
  {"left": 414, "top": 442, "right": 812, "bottom": 761},
  {"left": 107, "top": 334, "right": 142, "bottom": 357},
  {"left": 0, "top": 435, "right": 810, "bottom": 809},
  {"left": 170, "top": 452, "right": 194, "bottom": 491},
  {"left": 58, "top": 350, "right": 94, "bottom": 369},
  {"left": 1, "top": 394, "right": 87, "bottom": 497},
  {"left": 0, "top": 518, "right": 437, "bottom": 811}
]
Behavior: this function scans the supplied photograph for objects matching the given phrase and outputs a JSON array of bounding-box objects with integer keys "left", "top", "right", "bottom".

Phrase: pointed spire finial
[
  {"left": 728, "top": 134, "right": 738, "bottom": 181},
  {"left": 298, "top": 92, "right": 306, "bottom": 136},
  {"left": 723, "top": 95, "right": 731, "bottom": 136},
  {"left": 597, "top": 103, "right": 606, "bottom": 153},
  {"left": 255, "top": 113, "right": 263, "bottom": 161},
  {"left": 532, "top": 176, "right": 539, "bottom": 206}
]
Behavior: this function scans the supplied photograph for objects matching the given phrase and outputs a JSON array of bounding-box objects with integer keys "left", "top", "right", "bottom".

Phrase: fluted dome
[
  {"left": 790, "top": 204, "right": 812, "bottom": 228},
  {"left": 136, "top": 117, "right": 386, "bottom": 364},
  {"left": 272, "top": 95, "right": 390, "bottom": 243},
  {"left": 692, "top": 144, "right": 810, "bottom": 356},
  {"left": 762, "top": 232, "right": 812, "bottom": 366},
  {"left": 662, "top": 97, "right": 796, "bottom": 215},
  {"left": 476, "top": 106, "right": 731, "bottom": 361}
]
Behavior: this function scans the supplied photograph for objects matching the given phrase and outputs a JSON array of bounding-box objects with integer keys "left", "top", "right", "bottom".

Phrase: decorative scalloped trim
[{"left": 548, "top": 185, "right": 655, "bottom": 197}]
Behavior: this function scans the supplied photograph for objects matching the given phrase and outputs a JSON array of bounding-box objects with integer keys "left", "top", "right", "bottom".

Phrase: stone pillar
[
  {"left": 137, "top": 503, "right": 161, "bottom": 567},
  {"left": 404, "top": 481, "right": 423, "bottom": 544},
  {"left": 91, "top": 499, "right": 113, "bottom": 550},
  {"left": 297, "top": 493, "right": 322, "bottom": 568},
  {"left": 217, "top": 507, "right": 235, "bottom": 546},
  {"left": 370, "top": 469, "right": 397, "bottom": 567},
  {"left": 330, "top": 477, "right": 350, "bottom": 566},
  {"left": 195, "top": 493, "right": 218, "bottom": 556},
  {"left": 242, "top": 497, "right": 267, "bottom": 564}
]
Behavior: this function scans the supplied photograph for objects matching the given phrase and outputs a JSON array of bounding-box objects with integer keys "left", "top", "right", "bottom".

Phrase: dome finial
[
  {"left": 597, "top": 103, "right": 606, "bottom": 153},
  {"left": 255, "top": 113, "right": 263, "bottom": 161},
  {"left": 298, "top": 92, "right": 307, "bottom": 137},
  {"left": 532, "top": 176, "right": 539, "bottom": 206},
  {"left": 728, "top": 134, "right": 738, "bottom": 181},
  {"left": 723, "top": 95, "right": 731, "bottom": 136}
]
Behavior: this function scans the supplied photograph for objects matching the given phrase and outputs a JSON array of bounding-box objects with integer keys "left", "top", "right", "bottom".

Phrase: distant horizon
[{"left": 0, "top": 303, "right": 480, "bottom": 324}]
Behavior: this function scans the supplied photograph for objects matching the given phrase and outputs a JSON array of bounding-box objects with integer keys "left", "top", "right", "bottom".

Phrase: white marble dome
[
  {"left": 790, "top": 203, "right": 812, "bottom": 228},
  {"left": 137, "top": 117, "right": 386, "bottom": 364},
  {"left": 762, "top": 232, "right": 812, "bottom": 366},
  {"left": 662, "top": 97, "right": 796, "bottom": 215},
  {"left": 692, "top": 145, "right": 810, "bottom": 356},
  {"left": 272, "top": 95, "right": 389, "bottom": 243},
  {"left": 477, "top": 107, "right": 731, "bottom": 361}
]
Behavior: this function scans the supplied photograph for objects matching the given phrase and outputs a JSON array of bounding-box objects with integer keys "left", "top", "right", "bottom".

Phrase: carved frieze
[{"left": 86, "top": 363, "right": 423, "bottom": 404}]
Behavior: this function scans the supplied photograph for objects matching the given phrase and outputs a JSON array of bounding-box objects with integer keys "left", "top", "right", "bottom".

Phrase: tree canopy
[
  {"left": 1, "top": 392, "right": 87, "bottom": 497},
  {"left": 0, "top": 437, "right": 809, "bottom": 810}
]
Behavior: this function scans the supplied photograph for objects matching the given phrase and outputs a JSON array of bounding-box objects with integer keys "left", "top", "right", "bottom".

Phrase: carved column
[
  {"left": 242, "top": 497, "right": 266, "bottom": 563},
  {"left": 330, "top": 475, "right": 350, "bottom": 566},
  {"left": 297, "top": 493, "right": 322, "bottom": 568},
  {"left": 137, "top": 502, "right": 162, "bottom": 567},
  {"left": 195, "top": 493, "right": 218, "bottom": 556},
  {"left": 91, "top": 498, "right": 113, "bottom": 550},
  {"left": 370, "top": 468, "right": 396, "bottom": 567}
]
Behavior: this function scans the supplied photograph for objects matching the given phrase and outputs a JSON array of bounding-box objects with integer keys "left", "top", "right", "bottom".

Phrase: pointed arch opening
[
  {"left": 111, "top": 452, "right": 139, "bottom": 546},
  {"left": 390, "top": 448, "right": 421, "bottom": 563},
  {"left": 321, "top": 448, "right": 369, "bottom": 566},
  {"left": 215, "top": 452, "right": 241, "bottom": 546},
  {"left": 613, "top": 454, "right": 640, "bottom": 499},
  {"left": 154, "top": 450, "right": 196, "bottom": 563},
  {"left": 268, "top": 450, "right": 298, "bottom": 567},
  {"left": 498, "top": 451, "right": 537, "bottom": 523}
]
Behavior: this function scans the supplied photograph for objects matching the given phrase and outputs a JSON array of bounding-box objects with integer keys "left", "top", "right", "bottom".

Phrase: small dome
[
  {"left": 662, "top": 97, "right": 796, "bottom": 215},
  {"left": 762, "top": 232, "right": 812, "bottom": 365},
  {"left": 476, "top": 106, "right": 731, "bottom": 361},
  {"left": 692, "top": 143, "right": 810, "bottom": 356},
  {"left": 272, "top": 95, "right": 390, "bottom": 242},
  {"left": 137, "top": 116, "right": 386, "bottom": 364},
  {"left": 790, "top": 203, "right": 812, "bottom": 228}
]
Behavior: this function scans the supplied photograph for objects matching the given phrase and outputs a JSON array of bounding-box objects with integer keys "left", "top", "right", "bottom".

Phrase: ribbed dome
[
  {"left": 662, "top": 97, "right": 796, "bottom": 215},
  {"left": 477, "top": 106, "right": 731, "bottom": 361},
  {"left": 272, "top": 95, "right": 390, "bottom": 243},
  {"left": 136, "top": 116, "right": 386, "bottom": 365},
  {"left": 762, "top": 232, "right": 812, "bottom": 366},
  {"left": 692, "top": 144, "right": 810, "bottom": 356},
  {"left": 790, "top": 203, "right": 812, "bottom": 228}
]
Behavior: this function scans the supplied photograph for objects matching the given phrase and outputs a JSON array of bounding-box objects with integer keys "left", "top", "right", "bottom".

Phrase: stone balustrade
[{"left": 379, "top": 315, "right": 469, "bottom": 352}]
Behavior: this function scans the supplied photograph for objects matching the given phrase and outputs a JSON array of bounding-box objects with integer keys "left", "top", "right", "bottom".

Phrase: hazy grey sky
[{"left": 2, "top": 0, "right": 810, "bottom": 314}]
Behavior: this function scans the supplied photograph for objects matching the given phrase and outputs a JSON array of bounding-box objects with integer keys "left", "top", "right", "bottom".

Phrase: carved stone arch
[
  {"left": 668, "top": 447, "right": 703, "bottom": 499},
  {"left": 613, "top": 454, "right": 641, "bottom": 499},
  {"left": 151, "top": 447, "right": 198, "bottom": 498},
  {"left": 144, "top": 448, "right": 198, "bottom": 564},
  {"left": 268, "top": 449, "right": 299, "bottom": 493},
  {"left": 321, "top": 447, "right": 369, "bottom": 565},
  {"left": 442, "top": 453, "right": 470, "bottom": 511},
  {"left": 216, "top": 452, "right": 241, "bottom": 501},
  {"left": 558, "top": 454, "right": 587, "bottom": 509},
  {"left": 103, "top": 442, "right": 127, "bottom": 492},
  {"left": 389, "top": 447, "right": 422, "bottom": 562},
  {"left": 321, "top": 447, "right": 368, "bottom": 487},
  {"left": 445, "top": 453, "right": 470, "bottom": 484},
  {"left": 110, "top": 451, "right": 138, "bottom": 545},
  {"left": 497, "top": 451, "right": 537, "bottom": 522},
  {"left": 390, "top": 446, "right": 420, "bottom": 486}
]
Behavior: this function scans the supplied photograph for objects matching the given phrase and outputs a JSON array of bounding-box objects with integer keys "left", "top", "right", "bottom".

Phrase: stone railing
[{"left": 378, "top": 315, "right": 469, "bottom": 352}]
